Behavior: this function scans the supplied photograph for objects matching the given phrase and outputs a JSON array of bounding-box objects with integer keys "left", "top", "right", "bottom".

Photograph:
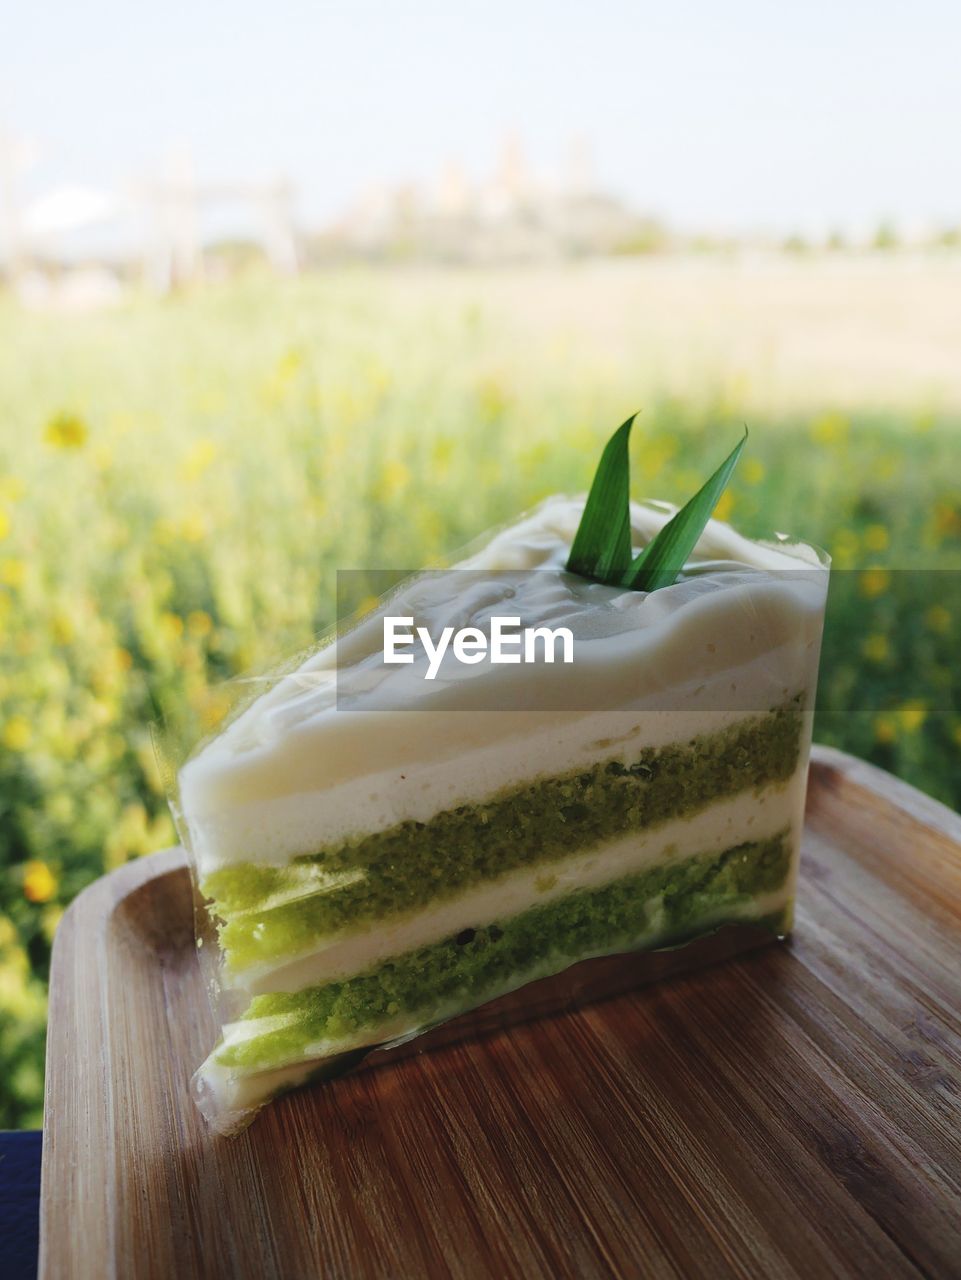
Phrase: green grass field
[{"left": 1, "top": 260, "right": 959, "bottom": 1126}]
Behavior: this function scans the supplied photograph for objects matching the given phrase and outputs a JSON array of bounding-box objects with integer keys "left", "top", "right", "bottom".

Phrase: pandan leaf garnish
[
  {"left": 566, "top": 418, "right": 747, "bottom": 591},
  {"left": 566, "top": 414, "right": 636, "bottom": 582}
]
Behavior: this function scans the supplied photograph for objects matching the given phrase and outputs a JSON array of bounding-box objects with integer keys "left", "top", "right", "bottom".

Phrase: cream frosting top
[{"left": 177, "top": 497, "right": 828, "bottom": 858}]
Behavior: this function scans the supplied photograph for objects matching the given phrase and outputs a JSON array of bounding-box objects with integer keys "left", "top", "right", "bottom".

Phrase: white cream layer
[
  {"left": 226, "top": 771, "right": 806, "bottom": 996},
  {"left": 192, "top": 695, "right": 811, "bottom": 876},
  {"left": 178, "top": 497, "right": 827, "bottom": 874}
]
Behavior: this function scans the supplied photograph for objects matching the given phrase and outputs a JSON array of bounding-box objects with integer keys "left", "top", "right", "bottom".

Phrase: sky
[{"left": 3, "top": 0, "right": 961, "bottom": 238}]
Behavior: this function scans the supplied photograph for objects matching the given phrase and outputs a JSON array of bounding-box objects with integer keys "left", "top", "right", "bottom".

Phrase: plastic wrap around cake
[{"left": 167, "top": 432, "right": 829, "bottom": 1134}]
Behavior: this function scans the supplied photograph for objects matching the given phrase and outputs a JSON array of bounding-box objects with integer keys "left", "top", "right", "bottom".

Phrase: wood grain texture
[{"left": 40, "top": 746, "right": 961, "bottom": 1280}]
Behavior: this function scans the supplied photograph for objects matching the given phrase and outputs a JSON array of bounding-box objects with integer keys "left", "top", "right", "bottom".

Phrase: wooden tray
[{"left": 40, "top": 747, "right": 961, "bottom": 1279}]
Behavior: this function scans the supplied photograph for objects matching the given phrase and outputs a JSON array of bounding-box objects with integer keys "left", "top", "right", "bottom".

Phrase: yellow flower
[
  {"left": 0, "top": 508, "right": 9, "bottom": 540},
  {"left": 915, "top": 410, "right": 935, "bottom": 433},
  {"left": 376, "top": 460, "right": 411, "bottom": 502},
  {"left": 199, "top": 690, "right": 231, "bottom": 732},
  {"left": 275, "top": 349, "right": 303, "bottom": 382},
  {"left": 179, "top": 512, "right": 207, "bottom": 543},
  {"left": 897, "top": 700, "right": 927, "bottom": 734},
  {"left": 44, "top": 412, "right": 89, "bottom": 450},
  {"left": 863, "top": 524, "right": 889, "bottom": 553},
  {"left": 932, "top": 502, "right": 961, "bottom": 542},
  {"left": 713, "top": 490, "right": 735, "bottom": 522},
  {"left": 925, "top": 605, "right": 952, "bottom": 635},
  {"left": 0, "top": 558, "right": 25, "bottom": 588},
  {"left": 23, "top": 861, "right": 57, "bottom": 904},
  {"left": 810, "top": 413, "right": 849, "bottom": 446},
  {"left": 160, "top": 612, "right": 184, "bottom": 640},
  {"left": 3, "top": 716, "right": 32, "bottom": 751},
  {"left": 51, "top": 613, "right": 75, "bottom": 645},
  {"left": 873, "top": 715, "right": 896, "bottom": 744},
  {"left": 862, "top": 634, "right": 890, "bottom": 663},
  {"left": 187, "top": 610, "right": 213, "bottom": 638},
  {"left": 477, "top": 376, "right": 508, "bottom": 422},
  {"left": 355, "top": 594, "right": 381, "bottom": 618},
  {"left": 643, "top": 437, "right": 677, "bottom": 478},
  {"left": 741, "top": 458, "right": 766, "bottom": 486},
  {"left": 0, "top": 475, "right": 24, "bottom": 503},
  {"left": 431, "top": 438, "right": 454, "bottom": 474},
  {"left": 859, "top": 568, "right": 890, "bottom": 599},
  {"left": 180, "top": 438, "right": 219, "bottom": 483}
]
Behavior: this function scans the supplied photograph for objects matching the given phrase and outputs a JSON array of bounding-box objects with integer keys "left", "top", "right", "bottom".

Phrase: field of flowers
[{"left": 1, "top": 260, "right": 959, "bottom": 1126}]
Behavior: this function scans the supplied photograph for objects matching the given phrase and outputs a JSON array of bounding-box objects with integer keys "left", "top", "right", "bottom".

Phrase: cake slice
[{"left": 175, "top": 446, "right": 828, "bottom": 1133}]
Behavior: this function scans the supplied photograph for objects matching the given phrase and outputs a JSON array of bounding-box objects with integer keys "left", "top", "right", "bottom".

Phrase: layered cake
[{"left": 176, "top": 492, "right": 828, "bottom": 1131}]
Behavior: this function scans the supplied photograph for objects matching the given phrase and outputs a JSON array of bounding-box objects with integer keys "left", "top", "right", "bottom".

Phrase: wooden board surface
[{"left": 40, "top": 747, "right": 961, "bottom": 1279}]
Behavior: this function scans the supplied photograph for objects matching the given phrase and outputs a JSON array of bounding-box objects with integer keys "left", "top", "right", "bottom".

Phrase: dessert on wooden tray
[{"left": 172, "top": 419, "right": 828, "bottom": 1131}]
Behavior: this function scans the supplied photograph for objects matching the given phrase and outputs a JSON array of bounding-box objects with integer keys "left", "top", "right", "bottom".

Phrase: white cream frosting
[{"left": 177, "top": 497, "right": 828, "bottom": 873}]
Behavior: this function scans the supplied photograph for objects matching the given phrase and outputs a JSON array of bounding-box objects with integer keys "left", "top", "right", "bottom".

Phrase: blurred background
[{"left": 1, "top": 0, "right": 959, "bottom": 1125}]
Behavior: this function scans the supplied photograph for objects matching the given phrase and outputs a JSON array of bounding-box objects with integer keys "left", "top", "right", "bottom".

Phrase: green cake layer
[
  {"left": 214, "top": 829, "right": 792, "bottom": 1073},
  {"left": 203, "top": 701, "right": 803, "bottom": 974}
]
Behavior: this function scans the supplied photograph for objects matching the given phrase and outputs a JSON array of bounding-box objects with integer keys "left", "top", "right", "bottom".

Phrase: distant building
[{"left": 313, "top": 135, "right": 667, "bottom": 264}]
